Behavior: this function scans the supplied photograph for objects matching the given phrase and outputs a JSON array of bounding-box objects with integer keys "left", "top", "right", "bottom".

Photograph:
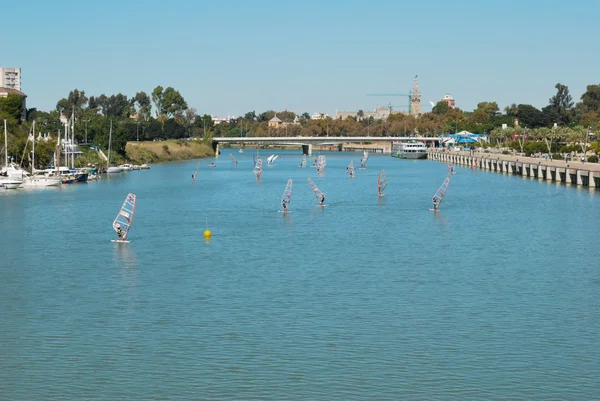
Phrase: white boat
[
  {"left": 112, "top": 193, "right": 137, "bottom": 243},
  {"left": 140, "top": 164, "right": 150, "bottom": 169},
  {"left": 392, "top": 141, "right": 427, "bottom": 159},
  {"left": 238, "top": 149, "right": 243, "bottom": 153},
  {"left": 119, "top": 164, "right": 133, "bottom": 171},
  {"left": 4, "top": 182, "right": 20, "bottom": 189},
  {"left": 19, "top": 122, "right": 61, "bottom": 187},
  {"left": 106, "top": 120, "right": 123, "bottom": 174}
]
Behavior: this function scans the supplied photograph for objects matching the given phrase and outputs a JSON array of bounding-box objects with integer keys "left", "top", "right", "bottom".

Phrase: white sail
[
  {"left": 230, "top": 154, "right": 238, "bottom": 166},
  {"left": 253, "top": 158, "right": 263, "bottom": 179},
  {"left": 317, "top": 155, "right": 326, "bottom": 173},
  {"left": 281, "top": 178, "right": 293, "bottom": 211},
  {"left": 299, "top": 154, "right": 306, "bottom": 168},
  {"left": 360, "top": 151, "right": 368, "bottom": 169},
  {"left": 113, "top": 193, "right": 136, "bottom": 241},
  {"left": 347, "top": 160, "right": 355, "bottom": 177},
  {"left": 378, "top": 169, "right": 387, "bottom": 196}
]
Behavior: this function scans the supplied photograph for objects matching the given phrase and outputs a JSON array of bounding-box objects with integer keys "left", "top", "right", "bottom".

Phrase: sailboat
[
  {"left": 377, "top": 169, "right": 387, "bottom": 197},
  {"left": 1, "top": 120, "right": 24, "bottom": 188},
  {"left": 431, "top": 174, "right": 451, "bottom": 211},
  {"left": 192, "top": 162, "right": 200, "bottom": 182},
  {"left": 317, "top": 155, "right": 326, "bottom": 174},
  {"left": 253, "top": 158, "right": 262, "bottom": 179},
  {"left": 280, "top": 178, "right": 292, "bottom": 212},
  {"left": 347, "top": 160, "right": 355, "bottom": 178},
  {"left": 106, "top": 120, "right": 123, "bottom": 173},
  {"left": 19, "top": 121, "right": 61, "bottom": 188},
  {"left": 267, "top": 154, "right": 278, "bottom": 166},
  {"left": 230, "top": 154, "right": 238, "bottom": 166},
  {"left": 299, "top": 154, "right": 306, "bottom": 168},
  {"left": 112, "top": 193, "right": 137, "bottom": 243},
  {"left": 308, "top": 177, "right": 327, "bottom": 206},
  {"left": 447, "top": 162, "right": 456, "bottom": 175},
  {"left": 359, "top": 151, "right": 368, "bottom": 169}
]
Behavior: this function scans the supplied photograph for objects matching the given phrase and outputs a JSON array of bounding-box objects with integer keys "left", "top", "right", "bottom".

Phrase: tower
[{"left": 410, "top": 75, "right": 421, "bottom": 116}]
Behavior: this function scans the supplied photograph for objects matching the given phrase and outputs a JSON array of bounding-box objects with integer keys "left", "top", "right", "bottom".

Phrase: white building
[
  {"left": 310, "top": 112, "right": 330, "bottom": 120},
  {"left": 0, "top": 68, "right": 21, "bottom": 91}
]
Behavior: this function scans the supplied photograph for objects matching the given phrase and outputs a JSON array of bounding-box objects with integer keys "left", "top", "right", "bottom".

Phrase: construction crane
[{"left": 367, "top": 92, "right": 413, "bottom": 114}]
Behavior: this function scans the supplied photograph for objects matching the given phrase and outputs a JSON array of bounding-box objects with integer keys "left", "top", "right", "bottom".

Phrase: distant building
[
  {"left": 0, "top": 87, "right": 27, "bottom": 118},
  {"left": 410, "top": 76, "right": 421, "bottom": 115},
  {"left": 310, "top": 113, "right": 330, "bottom": 120},
  {"left": 212, "top": 115, "right": 235, "bottom": 124},
  {"left": 268, "top": 115, "right": 282, "bottom": 128},
  {"left": 441, "top": 93, "right": 455, "bottom": 108},
  {"left": 0, "top": 68, "right": 21, "bottom": 91},
  {"left": 335, "top": 106, "right": 392, "bottom": 121}
]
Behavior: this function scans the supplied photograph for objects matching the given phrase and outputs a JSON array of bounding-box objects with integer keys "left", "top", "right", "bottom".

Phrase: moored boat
[{"left": 391, "top": 141, "right": 427, "bottom": 159}]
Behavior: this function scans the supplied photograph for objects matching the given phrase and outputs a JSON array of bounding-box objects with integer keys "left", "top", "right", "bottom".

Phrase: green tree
[
  {"left": 0, "top": 94, "right": 25, "bottom": 123},
  {"left": 516, "top": 104, "right": 547, "bottom": 128},
  {"left": 432, "top": 101, "right": 449, "bottom": 115},
  {"left": 162, "top": 87, "right": 187, "bottom": 117},
  {"left": 545, "top": 83, "right": 574, "bottom": 126},
  {"left": 152, "top": 86, "right": 164, "bottom": 118},
  {"left": 475, "top": 101, "right": 500, "bottom": 118},
  {"left": 134, "top": 91, "right": 152, "bottom": 120},
  {"left": 67, "top": 89, "right": 88, "bottom": 111}
]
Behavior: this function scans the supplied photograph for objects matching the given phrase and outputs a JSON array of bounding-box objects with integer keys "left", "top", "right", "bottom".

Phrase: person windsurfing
[
  {"left": 116, "top": 223, "right": 123, "bottom": 240},
  {"left": 320, "top": 194, "right": 325, "bottom": 205},
  {"left": 432, "top": 196, "right": 439, "bottom": 211}
]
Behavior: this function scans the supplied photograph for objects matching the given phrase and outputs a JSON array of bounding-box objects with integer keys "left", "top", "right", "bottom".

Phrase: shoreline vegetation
[{"left": 1, "top": 82, "right": 599, "bottom": 169}]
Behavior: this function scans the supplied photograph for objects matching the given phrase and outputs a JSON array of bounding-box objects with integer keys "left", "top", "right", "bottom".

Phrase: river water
[{"left": 1, "top": 150, "right": 599, "bottom": 400}]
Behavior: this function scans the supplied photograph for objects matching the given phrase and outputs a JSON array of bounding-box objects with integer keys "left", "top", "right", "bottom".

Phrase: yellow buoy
[{"left": 204, "top": 229, "right": 212, "bottom": 238}]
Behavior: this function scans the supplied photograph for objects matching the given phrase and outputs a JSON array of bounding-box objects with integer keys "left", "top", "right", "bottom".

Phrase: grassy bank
[{"left": 125, "top": 140, "right": 214, "bottom": 164}]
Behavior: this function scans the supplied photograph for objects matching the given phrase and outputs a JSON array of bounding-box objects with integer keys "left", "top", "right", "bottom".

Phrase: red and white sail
[
  {"left": 308, "top": 177, "right": 325, "bottom": 205},
  {"left": 432, "top": 175, "right": 451, "bottom": 210},
  {"left": 113, "top": 193, "right": 136, "bottom": 241},
  {"left": 378, "top": 169, "right": 387, "bottom": 197}
]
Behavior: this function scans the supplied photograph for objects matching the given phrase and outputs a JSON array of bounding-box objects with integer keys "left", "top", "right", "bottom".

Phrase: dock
[{"left": 427, "top": 149, "right": 600, "bottom": 188}]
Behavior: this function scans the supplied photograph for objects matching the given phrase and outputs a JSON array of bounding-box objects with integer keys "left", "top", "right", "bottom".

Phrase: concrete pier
[{"left": 428, "top": 149, "right": 600, "bottom": 189}]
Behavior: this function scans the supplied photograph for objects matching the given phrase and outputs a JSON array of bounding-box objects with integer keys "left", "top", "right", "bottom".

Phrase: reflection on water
[{"left": 113, "top": 242, "right": 137, "bottom": 268}]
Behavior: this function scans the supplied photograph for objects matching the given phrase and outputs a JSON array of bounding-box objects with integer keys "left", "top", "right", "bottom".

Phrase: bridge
[{"left": 212, "top": 136, "right": 441, "bottom": 155}]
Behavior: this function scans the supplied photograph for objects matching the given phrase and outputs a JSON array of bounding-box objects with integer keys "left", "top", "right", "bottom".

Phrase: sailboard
[
  {"left": 308, "top": 177, "right": 327, "bottom": 206},
  {"left": 299, "top": 154, "right": 306, "bottom": 168},
  {"left": 280, "top": 178, "right": 293, "bottom": 212},
  {"left": 431, "top": 175, "right": 451, "bottom": 211},
  {"left": 231, "top": 154, "right": 238, "bottom": 166},
  {"left": 378, "top": 169, "right": 387, "bottom": 197},
  {"left": 192, "top": 162, "right": 200, "bottom": 182},
  {"left": 347, "top": 160, "right": 355, "bottom": 177},
  {"left": 112, "top": 193, "right": 136, "bottom": 242},
  {"left": 253, "top": 158, "right": 263, "bottom": 179},
  {"left": 360, "top": 151, "right": 368, "bottom": 169},
  {"left": 317, "top": 155, "right": 326, "bottom": 174}
]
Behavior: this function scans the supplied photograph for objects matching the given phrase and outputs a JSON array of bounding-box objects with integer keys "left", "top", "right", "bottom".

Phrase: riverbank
[
  {"left": 125, "top": 140, "right": 214, "bottom": 164},
  {"left": 428, "top": 148, "right": 600, "bottom": 187}
]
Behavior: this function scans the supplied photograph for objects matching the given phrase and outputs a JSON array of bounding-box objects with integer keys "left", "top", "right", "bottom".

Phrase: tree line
[{"left": 0, "top": 82, "right": 599, "bottom": 167}]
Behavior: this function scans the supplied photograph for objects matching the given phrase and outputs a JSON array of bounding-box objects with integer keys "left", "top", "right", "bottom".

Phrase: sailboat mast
[
  {"left": 107, "top": 120, "right": 112, "bottom": 169},
  {"left": 71, "top": 109, "right": 75, "bottom": 168},
  {"left": 64, "top": 120, "right": 68, "bottom": 169},
  {"left": 32, "top": 121, "right": 35, "bottom": 173},
  {"left": 56, "top": 129, "right": 61, "bottom": 173}
]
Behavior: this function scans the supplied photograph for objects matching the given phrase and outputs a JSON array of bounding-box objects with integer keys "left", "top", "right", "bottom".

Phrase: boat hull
[
  {"left": 107, "top": 167, "right": 123, "bottom": 173},
  {"left": 20, "top": 178, "right": 61, "bottom": 187},
  {"left": 392, "top": 152, "right": 427, "bottom": 159}
]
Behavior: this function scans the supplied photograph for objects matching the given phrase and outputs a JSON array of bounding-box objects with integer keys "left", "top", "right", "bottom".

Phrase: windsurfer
[
  {"left": 116, "top": 224, "right": 122, "bottom": 240},
  {"left": 432, "top": 196, "right": 439, "bottom": 210},
  {"left": 320, "top": 194, "right": 325, "bottom": 205},
  {"left": 281, "top": 198, "right": 288, "bottom": 211}
]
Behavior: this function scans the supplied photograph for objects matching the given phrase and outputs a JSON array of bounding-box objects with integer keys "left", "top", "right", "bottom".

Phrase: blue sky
[{"left": 2, "top": 0, "right": 598, "bottom": 117}]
